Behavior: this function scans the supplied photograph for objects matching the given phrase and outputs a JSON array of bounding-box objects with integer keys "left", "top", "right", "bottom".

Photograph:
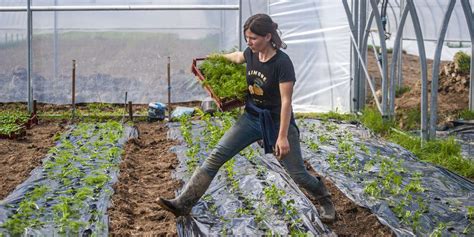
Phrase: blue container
[{"left": 148, "top": 102, "right": 166, "bottom": 121}]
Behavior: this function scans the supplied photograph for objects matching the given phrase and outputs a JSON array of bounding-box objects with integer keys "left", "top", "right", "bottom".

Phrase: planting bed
[
  {"left": 298, "top": 119, "right": 473, "bottom": 236},
  {"left": 168, "top": 112, "right": 331, "bottom": 235},
  {"left": 0, "top": 121, "right": 136, "bottom": 235},
  {"left": 0, "top": 121, "right": 65, "bottom": 199}
]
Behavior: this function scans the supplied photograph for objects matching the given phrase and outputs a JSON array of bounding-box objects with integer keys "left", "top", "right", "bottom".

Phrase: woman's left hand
[{"left": 274, "top": 136, "right": 290, "bottom": 160}]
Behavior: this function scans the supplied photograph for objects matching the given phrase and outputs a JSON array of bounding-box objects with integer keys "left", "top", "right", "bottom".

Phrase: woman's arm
[
  {"left": 275, "top": 81, "right": 293, "bottom": 159},
  {"left": 222, "top": 51, "right": 245, "bottom": 64}
]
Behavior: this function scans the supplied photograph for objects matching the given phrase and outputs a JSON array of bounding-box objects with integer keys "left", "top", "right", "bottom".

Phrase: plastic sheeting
[
  {"left": 0, "top": 0, "right": 238, "bottom": 104},
  {"left": 269, "top": 0, "right": 351, "bottom": 113},
  {"left": 0, "top": 122, "right": 137, "bottom": 236},
  {"left": 372, "top": 1, "right": 472, "bottom": 61},
  {"left": 297, "top": 119, "right": 473, "bottom": 236},
  {"left": 439, "top": 120, "right": 474, "bottom": 159},
  {"left": 385, "top": 1, "right": 472, "bottom": 42},
  {"left": 0, "top": 0, "right": 352, "bottom": 113},
  {"left": 167, "top": 120, "right": 334, "bottom": 236}
]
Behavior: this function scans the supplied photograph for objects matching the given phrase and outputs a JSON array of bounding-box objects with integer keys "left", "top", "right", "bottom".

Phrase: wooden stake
[{"left": 128, "top": 101, "right": 133, "bottom": 121}]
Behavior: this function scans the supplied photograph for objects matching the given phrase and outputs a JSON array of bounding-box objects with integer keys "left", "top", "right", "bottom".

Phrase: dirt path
[
  {"left": 108, "top": 122, "right": 180, "bottom": 236},
  {"left": 304, "top": 161, "right": 394, "bottom": 236},
  {"left": 0, "top": 121, "right": 64, "bottom": 199}
]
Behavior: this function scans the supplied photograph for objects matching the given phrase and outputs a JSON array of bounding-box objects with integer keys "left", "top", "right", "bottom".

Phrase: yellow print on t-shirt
[{"left": 248, "top": 84, "right": 263, "bottom": 96}]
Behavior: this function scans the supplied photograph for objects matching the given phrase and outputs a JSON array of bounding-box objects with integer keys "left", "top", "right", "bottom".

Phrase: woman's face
[{"left": 245, "top": 29, "right": 271, "bottom": 53}]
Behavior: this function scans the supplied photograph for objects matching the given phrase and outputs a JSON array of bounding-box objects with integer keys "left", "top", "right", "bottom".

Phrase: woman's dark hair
[{"left": 243, "top": 13, "right": 287, "bottom": 49}]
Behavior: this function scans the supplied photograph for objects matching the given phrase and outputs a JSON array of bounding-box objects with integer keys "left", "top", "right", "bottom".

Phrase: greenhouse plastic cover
[
  {"left": 0, "top": 0, "right": 352, "bottom": 112},
  {"left": 167, "top": 120, "right": 334, "bottom": 236},
  {"left": 374, "top": 1, "right": 473, "bottom": 61},
  {"left": 0, "top": 0, "right": 472, "bottom": 113}
]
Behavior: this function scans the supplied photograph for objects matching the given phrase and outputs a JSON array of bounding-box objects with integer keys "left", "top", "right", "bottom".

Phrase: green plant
[
  {"left": 199, "top": 54, "right": 247, "bottom": 101},
  {"left": 395, "top": 85, "right": 411, "bottom": 98},
  {"left": 295, "top": 110, "right": 356, "bottom": 122},
  {"left": 430, "top": 222, "right": 447, "bottom": 237},
  {"left": 467, "top": 206, "right": 474, "bottom": 220},
  {"left": 399, "top": 108, "right": 421, "bottom": 130},
  {"left": 458, "top": 109, "right": 474, "bottom": 120},
  {"left": 453, "top": 51, "right": 471, "bottom": 74},
  {"left": 360, "top": 107, "right": 396, "bottom": 135}
]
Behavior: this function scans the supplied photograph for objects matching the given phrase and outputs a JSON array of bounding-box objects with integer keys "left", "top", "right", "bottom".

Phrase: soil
[
  {"left": 0, "top": 120, "right": 65, "bottom": 199},
  {"left": 108, "top": 122, "right": 180, "bottom": 236},
  {"left": 304, "top": 161, "right": 394, "bottom": 237}
]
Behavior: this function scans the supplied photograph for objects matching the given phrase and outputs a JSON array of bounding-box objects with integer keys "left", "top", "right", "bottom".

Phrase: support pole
[
  {"left": 429, "top": 0, "right": 456, "bottom": 140},
  {"left": 388, "top": 5, "right": 410, "bottom": 117},
  {"left": 406, "top": 0, "right": 429, "bottom": 141},
  {"left": 460, "top": 0, "right": 474, "bottom": 111},
  {"left": 72, "top": 60, "right": 76, "bottom": 119},
  {"left": 27, "top": 0, "right": 33, "bottom": 113},
  {"left": 167, "top": 56, "right": 171, "bottom": 118},
  {"left": 343, "top": 0, "right": 383, "bottom": 114},
  {"left": 398, "top": 0, "right": 405, "bottom": 87},
  {"left": 358, "top": 0, "right": 367, "bottom": 111},
  {"left": 54, "top": 0, "right": 58, "bottom": 81},
  {"left": 369, "top": 0, "right": 389, "bottom": 117},
  {"left": 128, "top": 101, "right": 133, "bottom": 121},
  {"left": 33, "top": 99, "right": 37, "bottom": 115},
  {"left": 353, "top": 0, "right": 360, "bottom": 112},
  {"left": 238, "top": 0, "right": 242, "bottom": 51}
]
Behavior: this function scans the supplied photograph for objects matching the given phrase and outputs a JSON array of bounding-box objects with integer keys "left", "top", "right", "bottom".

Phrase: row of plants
[
  {"left": 0, "top": 110, "right": 30, "bottom": 137},
  {"left": 175, "top": 111, "right": 320, "bottom": 235},
  {"left": 0, "top": 121, "right": 125, "bottom": 235},
  {"left": 298, "top": 118, "right": 473, "bottom": 236}
]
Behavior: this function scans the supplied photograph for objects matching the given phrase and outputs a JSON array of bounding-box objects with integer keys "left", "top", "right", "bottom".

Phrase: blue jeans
[{"left": 201, "top": 112, "right": 327, "bottom": 198}]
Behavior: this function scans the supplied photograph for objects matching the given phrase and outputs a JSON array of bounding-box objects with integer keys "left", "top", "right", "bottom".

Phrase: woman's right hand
[{"left": 223, "top": 51, "right": 245, "bottom": 64}]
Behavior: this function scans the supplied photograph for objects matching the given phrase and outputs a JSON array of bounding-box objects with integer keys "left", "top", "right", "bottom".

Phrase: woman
[{"left": 157, "top": 13, "right": 336, "bottom": 223}]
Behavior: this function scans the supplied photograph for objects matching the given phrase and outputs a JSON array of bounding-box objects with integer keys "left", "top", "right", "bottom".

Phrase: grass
[
  {"left": 395, "top": 85, "right": 411, "bottom": 98},
  {"left": 453, "top": 51, "right": 471, "bottom": 74},
  {"left": 295, "top": 109, "right": 357, "bottom": 122},
  {"left": 396, "top": 108, "right": 421, "bottom": 131},
  {"left": 389, "top": 131, "right": 474, "bottom": 179},
  {"left": 359, "top": 107, "right": 396, "bottom": 136},
  {"left": 359, "top": 107, "right": 474, "bottom": 179},
  {"left": 457, "top": 109, "right": 474, "bottom": 120}
]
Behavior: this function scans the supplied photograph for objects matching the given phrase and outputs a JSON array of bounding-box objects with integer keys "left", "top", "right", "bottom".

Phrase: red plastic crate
[{"left": 191, "top": 57, "right": 245, "bottom": 111}]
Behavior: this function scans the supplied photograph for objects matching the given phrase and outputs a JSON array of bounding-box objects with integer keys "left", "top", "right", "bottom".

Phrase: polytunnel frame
[
  {"left": 0, "top": 0, "right": 244, "bottom": 114},
  {"left": 344, "top": 0, "right": 474, "bottom": 141}
]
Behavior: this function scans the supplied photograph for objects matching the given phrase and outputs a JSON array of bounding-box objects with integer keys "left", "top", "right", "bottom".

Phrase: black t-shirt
[{"left": 243, "top": 47, "right": 296, "bottom": 113}]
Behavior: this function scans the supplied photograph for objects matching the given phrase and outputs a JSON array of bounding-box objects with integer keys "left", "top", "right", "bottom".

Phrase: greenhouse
[{"left": 0, "top": 0, "right": 473, "bottom": 236}]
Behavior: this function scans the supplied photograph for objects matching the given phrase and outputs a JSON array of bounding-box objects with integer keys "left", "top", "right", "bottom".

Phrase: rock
[{"left": 444, "top": 65, "right": 451, "bottom": 76}]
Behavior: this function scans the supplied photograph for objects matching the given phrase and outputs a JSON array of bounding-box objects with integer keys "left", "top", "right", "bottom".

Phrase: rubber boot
[
  {"left": 317, "top": 195, "right": 336, "bottom": 223},
  {"left": 157, "top": 167, "right": 212, "bottom": 216},
  {"left": 311, "top": 177, "right": 336, "bottom": 223}
]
